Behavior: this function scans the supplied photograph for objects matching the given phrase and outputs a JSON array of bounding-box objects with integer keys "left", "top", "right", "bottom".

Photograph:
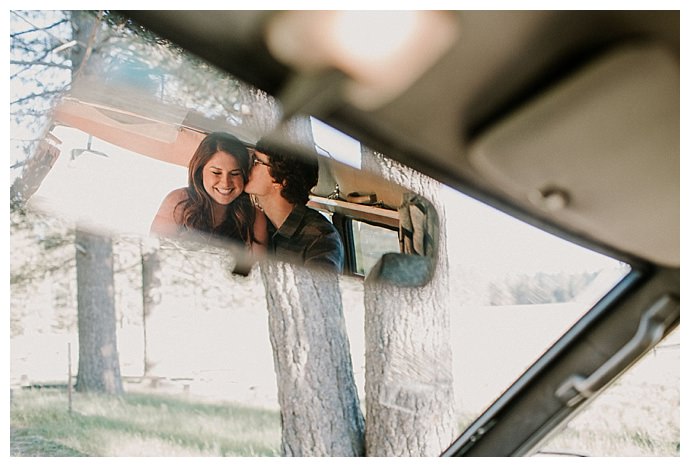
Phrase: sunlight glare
[
  {"left": 330, "top": 11, "right": 420, "bottom": 67},
  {"left": 311, "top": 117, "right": 362, "bottom": 169}
]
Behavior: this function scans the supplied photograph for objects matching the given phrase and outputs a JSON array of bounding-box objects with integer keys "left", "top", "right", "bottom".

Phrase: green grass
[
  {"left": 10, "top": 388, "right": 281, "bottom": 456},
  {"left": 11, "top": 377, "right": 679, "bottom": 457}
]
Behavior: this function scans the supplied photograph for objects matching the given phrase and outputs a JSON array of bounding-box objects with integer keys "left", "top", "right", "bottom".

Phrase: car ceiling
[{"left": 121, "top": 10, "right": 680, "bottom": 268}]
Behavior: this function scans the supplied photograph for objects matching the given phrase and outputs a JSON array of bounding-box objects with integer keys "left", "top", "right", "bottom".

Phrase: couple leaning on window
[{"left": 150, "top": 132, "right": 344, "bottom": 273}]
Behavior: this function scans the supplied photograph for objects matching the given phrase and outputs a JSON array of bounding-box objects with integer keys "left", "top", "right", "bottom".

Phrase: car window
[
  {"left": 10, "top": 178, "right": 634, "bottom": 455},
  {"left": 351, "top": 220, "right": 400, "bottom": 276},
  {"left": 10, "top": 10, "right": 677, "bottom": 457},
  {"left": 441, "top": 189, "right": 630, "bottom": 424},
  {"left": 537, "top": 328, "right": 680, "bottom": 456}
]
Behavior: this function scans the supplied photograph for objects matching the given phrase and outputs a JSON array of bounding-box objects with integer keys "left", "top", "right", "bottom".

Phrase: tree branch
[
  {"left": 10, "top": 88, "right": 67, "bottom": 106},
  {"left": 10, "top": 108, "right": 57, "bottom": 118},
  {"left": 71, "top": 11, "right": 104, "bottom": 82},
  {"left": 10, "top": 12, "right": 70, "bottom": 46},
  {"left": 10, "top": 60, "right": 72, "bottom": 70}
]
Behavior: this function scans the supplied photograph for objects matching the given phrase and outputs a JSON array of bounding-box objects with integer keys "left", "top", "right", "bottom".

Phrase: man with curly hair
[{"left": 245, "top": 138, "right": 344, "bottom": 273}]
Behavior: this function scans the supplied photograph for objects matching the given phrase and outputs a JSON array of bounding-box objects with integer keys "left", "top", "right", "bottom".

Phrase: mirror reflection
[
  {"left": 26, "top": 81, "right": 437, "bottom": 282},
  {"left": 10, "top": 11, "right": 438, "bottom": 282}
]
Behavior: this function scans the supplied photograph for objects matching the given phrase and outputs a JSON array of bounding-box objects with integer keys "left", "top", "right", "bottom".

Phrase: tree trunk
[
  {"left": 255, "top": 112, "right": 365, "bottom": 456},
  {"left": 261, "top": 261, "right": 365, "bottom": 456},
  {"left": 362, "top": 147, "right": 456, "bottom": 456},
  {"left": 74, "top": 228, "right": 123, "bottom": 394},
  {"left": 10, "top": 138, "right": 61, "bottom": 208},
  {"left": 67, "top": 12, "right": 123, "bottom": 395}
]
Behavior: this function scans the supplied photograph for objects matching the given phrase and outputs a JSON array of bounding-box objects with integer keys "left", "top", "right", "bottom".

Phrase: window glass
[
  {"left": 351, "top": 220, "right": 400, "bottom": 275},
  {"left": 442, "top": 188, "right": 630, "bottom": 424},
  {"left": 11, "top": 11, "right": 676, "bottom": 458},
  {"left": 311, "top": 117, "right": 362, "bottom": 169}
]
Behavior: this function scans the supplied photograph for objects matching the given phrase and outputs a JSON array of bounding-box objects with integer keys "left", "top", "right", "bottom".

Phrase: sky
[
  {"left": 311, "top": 117, "right": 362, "bottom": 169},
  {"left": 441, "top": 188, "right": 624, "bottom": 276}
]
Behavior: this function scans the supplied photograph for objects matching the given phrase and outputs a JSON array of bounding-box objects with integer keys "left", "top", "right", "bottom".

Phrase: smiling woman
[{"left": 149, "top": 131, "right": 267, "bottom": 255}]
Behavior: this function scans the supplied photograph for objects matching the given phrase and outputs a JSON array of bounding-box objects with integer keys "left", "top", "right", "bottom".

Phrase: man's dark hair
[{"left": 255, "top": 139, "right": 319, "bottom": 205}]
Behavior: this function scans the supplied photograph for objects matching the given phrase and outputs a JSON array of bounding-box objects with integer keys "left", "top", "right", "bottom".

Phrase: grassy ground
[
  {"left": 10, "top": 426, "right": 86, "bottom": 456},
  {"left": 10, "top": 374, "right": 679, "bottom": 457},
  {"left": 10, "top": 388, "right": 281, "bottom": 456}
]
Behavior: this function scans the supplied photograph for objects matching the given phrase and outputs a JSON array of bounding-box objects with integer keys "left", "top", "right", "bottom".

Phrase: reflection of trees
[
  {"left": 488, "top": 271, "right": 599, "bottom": 306},
  {"left": 10, "top": 208, "right": 76, "bottom": 336},
  {"left": 9, "top": 11, "right": 72, "bottom": 121},
  {"left": 11, "top": 11, "right": 122, "bottom": 393},
  {"left": 10, "top": 10, "right": 72, "bottom": 204}
]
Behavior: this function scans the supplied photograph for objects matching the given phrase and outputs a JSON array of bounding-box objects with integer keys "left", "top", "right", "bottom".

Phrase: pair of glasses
[{"left": 252, "top": 156, "right": 271, "bottom": 168}]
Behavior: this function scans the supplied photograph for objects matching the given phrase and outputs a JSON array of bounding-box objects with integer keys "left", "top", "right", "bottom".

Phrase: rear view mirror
[
  {"left": 10, "top": 15, "right": 439, "bottom": 287},
  {"left": 20, "top": 94, "right": 439, "bottom": 286}
]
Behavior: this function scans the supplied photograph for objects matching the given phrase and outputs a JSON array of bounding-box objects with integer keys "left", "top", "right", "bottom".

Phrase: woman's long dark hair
[{"left": 176, "top": 132, "right": 257, "bottom": 244}]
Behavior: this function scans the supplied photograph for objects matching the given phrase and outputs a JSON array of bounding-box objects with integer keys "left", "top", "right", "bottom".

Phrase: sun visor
[{"left": 469, "top": 43, "right": 679, "bottom": 267}]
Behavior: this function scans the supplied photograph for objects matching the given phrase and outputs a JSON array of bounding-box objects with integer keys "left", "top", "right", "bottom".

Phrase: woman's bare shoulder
[
  {"left": 150, "top": 187, "right": 188, "bottom": 236},
  {"left": 164, "top": 187, "right": 188, "bottom": 204},
  {"left": 161, "top": 188, "right": 189, "bottom": 218}
]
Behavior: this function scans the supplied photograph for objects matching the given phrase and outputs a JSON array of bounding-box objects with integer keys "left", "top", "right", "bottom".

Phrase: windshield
[{"left": 10, "top": 10, "right": 672, "bottom": 458}]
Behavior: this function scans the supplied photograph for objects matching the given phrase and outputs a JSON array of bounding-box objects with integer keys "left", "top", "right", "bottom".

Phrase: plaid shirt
[{"left": 268, "top": 204, "right": 344, "bottom": 273}]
